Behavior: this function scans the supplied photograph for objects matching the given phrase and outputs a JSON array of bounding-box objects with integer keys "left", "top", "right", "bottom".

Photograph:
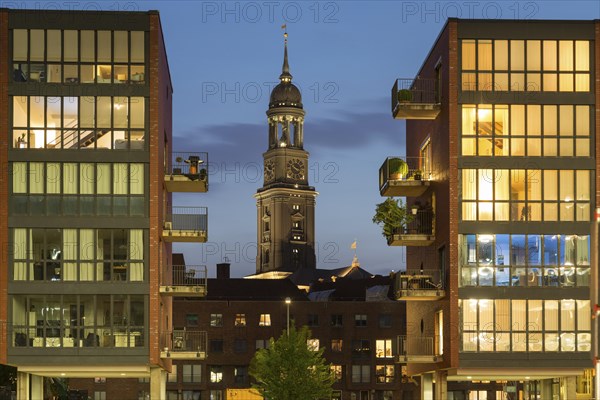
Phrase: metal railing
[
  {"left": 379, "top": 156, "right": 432, "bottom": 187},
  {"left": 397, "top": 335, "right": 441, "bottom": 357},
  {"left": 169, "top": 265, "right": 207, "bottom": 287},
  {"left": 396, "top": 269, "right": 444, "bottom": 292},
  {"left": 393, "top": 209, "right": 434, "bottom": 235},
  {"left": 168, "top": 152, "right": 209, "bottom": 179},
  {"left": 165, "top": 207, "right": 208, "bottom": 232},
  {"left": 391, "top": 77, "right": 439, "bottom": 113},
  {"left": 161, "top": 330, "right": 207, "bottom": 355}
]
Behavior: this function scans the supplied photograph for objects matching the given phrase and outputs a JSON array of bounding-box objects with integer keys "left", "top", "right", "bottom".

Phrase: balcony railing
[
  {"left": 388, "top": 209, "right": 435, "bottom": 246},
  {"left": 164, "top": 152, "right": 209, "bottom": 193},
  {"left": 397, "top": 335, "right": 442, "bottom": 363},
  {"left": 395, "top": 269, "right": 445, "bottom": 300},
  {"left": 391, "top": 78, "right": 441, "bottom": 120},
  {"left": 162, "top": 207, "right": 208, "bottom": 243},
  {"left": 160, "top": 265, "right": 207, "bottom": 296},
  {"left": 379, "top": 156, "right": 431, "bottom": 197},
  {"left": 160, "top": 329, "right": 207, "bottom": 359}
]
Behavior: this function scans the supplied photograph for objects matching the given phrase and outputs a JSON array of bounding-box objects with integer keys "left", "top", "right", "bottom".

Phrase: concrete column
[
  {"left": 421, "top": 373, "right": 433, "bottom": 400},
  {"left": 16, "top": 371, "right": 29, "bottom": 400},
  {"left": 562, "top": 376, "right": 577, "bottom": 400},
  {"left": 30, "top": 375, "right": 43, "bottom": 400},
  {"left": 434, "top": 370, "right": 447, "bottom": 400},
  {"left": 540, "top": 379, "right": 553, "bottom": 400},
  {"left": 150, "top": 367, "right": 166, "bottom": 400}
]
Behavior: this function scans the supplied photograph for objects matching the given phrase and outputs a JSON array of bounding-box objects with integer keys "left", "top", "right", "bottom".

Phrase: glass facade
[
  {"left": 12, "top": 29, "right": 145, "bottom": 84},
  {"left": 11, "top": 162, "right": 145, "bottom": 216},
  {"left": 460, "top": 299, "right": 591, "bottom": 352},
  {"left": 460, "top": 234, "right": 590, "bottom": 287},
  {"left": 12, "top": 294, "right": 146, "bottom": 348},
  {"left": 461, "top": 168, "right": 590, "bottom": 222},
  {"left": 12, "top": 228, "right": 145, "bottom": 282},
  {"left": 12, "top": 96, "right": 146, "bottom": 150},
  {"left": 458, "top": 32, "right": 594, "bottom": 360},
  {"left": 461, "top": 39, "right": 590, "bottom": 92},
  {"left": 461, "top": 104, "right": 590, "bottom": 157}
]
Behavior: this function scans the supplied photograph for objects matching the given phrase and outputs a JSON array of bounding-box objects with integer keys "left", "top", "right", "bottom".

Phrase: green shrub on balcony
[
  {"left": 372, "top": 197, "right": 412, "bottom": 239},
  {"left": 397, "top": 89, "right": 413, "bottom": 103},
  {"left": 388, "top": 158, "right": 409, "bottom": 180}
]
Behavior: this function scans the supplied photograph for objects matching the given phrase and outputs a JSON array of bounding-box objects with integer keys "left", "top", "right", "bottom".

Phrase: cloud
[{"left": 175, "top": 103, "right": 404, "bottom": 162}]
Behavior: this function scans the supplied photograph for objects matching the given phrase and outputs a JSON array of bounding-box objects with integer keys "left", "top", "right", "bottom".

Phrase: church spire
[{"left": 280, "top": 24, "right": 292, "bottom": 82}]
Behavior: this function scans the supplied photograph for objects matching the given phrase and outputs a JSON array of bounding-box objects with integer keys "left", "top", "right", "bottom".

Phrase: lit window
[
  {"left": 259, "top": 314, "right": 271, "bottom": 326},
  {"left": 209, "top": 366, "right": 223, "bottom": 383},
  {"left": 375, "top": 365, "right": 395, "bottom": 383},
  {"left": 331, "top": 339, "right": 343, "bottom": 352},
  {"left": 307, "top": 339, "right": 319, "bottom": 351},
  {"left": 94, "top": 377, "right": 106, "bottom": 384},
  {"left": 210, "top": 314, "right": 223, "bottom": 327},
  {"left": 235, "top": 313, "right": 246, "bottom": 327},
  {"left": 376, "top": 339, "right": 393, "bottom": 358},
  {"left": 292, "top": 204, "right": 300, "bottom": 210},
  {"left": 331, "top": 365, "right": 342, "bottom": 382}
]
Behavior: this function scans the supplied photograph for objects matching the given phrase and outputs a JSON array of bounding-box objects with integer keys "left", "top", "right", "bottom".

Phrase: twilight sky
[{"left": 7, "top": 0, "right": 600, "bottom": 277}]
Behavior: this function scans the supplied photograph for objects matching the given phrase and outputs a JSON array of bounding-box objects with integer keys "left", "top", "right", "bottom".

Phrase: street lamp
[{"left": 285, "top": 297, "right": 292, "bottom": 337}]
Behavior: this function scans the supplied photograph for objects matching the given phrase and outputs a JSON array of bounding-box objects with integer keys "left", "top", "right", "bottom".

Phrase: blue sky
[{"left": 6, "top": 0, "right": 600, "bottom": 277}]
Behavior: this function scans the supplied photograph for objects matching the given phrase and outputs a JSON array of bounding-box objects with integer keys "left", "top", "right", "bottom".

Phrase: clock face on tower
[
  {"left": 264, "top": 160, "right": 275, "bottom": 182},
  {"left": 286, "top": 158, "right": 305, "bottom": 180}
]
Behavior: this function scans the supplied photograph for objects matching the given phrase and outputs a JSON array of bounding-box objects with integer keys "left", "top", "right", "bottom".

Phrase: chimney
[{"left": 216, "top": 262, "right": 230, "bottom": 279}]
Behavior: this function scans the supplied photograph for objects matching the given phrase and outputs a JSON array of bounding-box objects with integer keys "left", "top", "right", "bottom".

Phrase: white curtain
[
  {"left": 63, "top": 229, "right": 77, "bottom": 281},
  {"left": 13, "top": 229, "right": 27, "bottom": 280},
  {"left": 63, "top": 163, "right": 78, "bottom": 194},
  {"left": 130, "top": 164, "right": 144, "bottom": 195},
  {"left": 80, "top": 163, "right": 94, "bottom": 194},
  {"left": 46, "top": 162, "right": 60, "bottom": 194},
  {"left": 97, "top": 164, "right": 110, "bottom": 194},
  {"left": 96, "top": 231, "right": 104, "bottom": 281},
  {"left": 12, "top": 162, "right": 27, "bottom": 193},
  {"left": 29, "top": 162, "right": 44, "bottom": 194},
  {"left": 130, "top": 230, "right": 144, "bottom": 281},
  {"left": 79, "top": 229, "right": 94, "bottom": 281},
  {"left": 113, "top": 163, "right": 128, "bottom": 195}
]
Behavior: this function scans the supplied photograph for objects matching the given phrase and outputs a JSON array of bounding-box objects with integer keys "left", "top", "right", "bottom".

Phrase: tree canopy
[{"left": 249, "top": 325, "right": 334, "bottom": 400}]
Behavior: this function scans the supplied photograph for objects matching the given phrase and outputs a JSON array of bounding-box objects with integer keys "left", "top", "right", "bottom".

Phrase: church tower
[{"left": 254, "top": 32, "right": 317, "bottom": 275}]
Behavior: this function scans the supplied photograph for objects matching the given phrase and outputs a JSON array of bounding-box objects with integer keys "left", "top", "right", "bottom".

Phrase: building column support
[
  {"left": 562, "top": 376, "right": 576, "bottom": 400},
  {"left": 150, "top": 367, "right": 166, "bottom": 400},
  {"left": 30, "top": 375, "right": 43, "bottom": 400},
  {"left": 16, "top": 371, "right": 30, "bottom": 400},
  {"left": 434, "top": 370, "right": 447, "bottom": 400},
  {"left": 540, "top": 378, "right": 553, "bottom": 400},
  {"left": 421, "top": 373, "right": 433, "bottom": 400}
]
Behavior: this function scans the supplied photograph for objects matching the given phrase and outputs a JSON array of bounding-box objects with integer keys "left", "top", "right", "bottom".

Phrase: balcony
[
  {"left": 160, "top": 330, "right": 207, "bottom": 360},
  {"left": 397, "top": 335, "right": 443, "bottom": 363},
  {"left": 162, "top": 207, "right": 208, "bottom": 243},
  {"left": 379, "top": 156, "right": 431, "bottom": 197},
  {"left": 160, "top": 265, "right": 207, "bottom": 296},
  {"left": 164, "top": 152, "right": 208, "bottom": 193},
  {"left": 391, "top": 78, "right": 440, "bottom": 120},
  {"left": 395, "top": 269, "right": 445, "bottom": 301},
  {"left": 388, "top": 210, "right": 434, "bottom": 246}
]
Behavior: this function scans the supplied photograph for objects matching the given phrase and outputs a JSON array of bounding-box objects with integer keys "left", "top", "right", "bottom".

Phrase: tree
[
  {"left": 372, "top": 197, "right": 412, "bottom": 238},
  {"left": 249, "top": 325, "right": 334, "bottom": 400}
]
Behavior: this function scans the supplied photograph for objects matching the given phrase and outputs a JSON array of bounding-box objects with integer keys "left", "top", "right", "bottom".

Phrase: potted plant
[
  {"left": 199, "top": 168, "right": 207, "bottom": 181},
  {"left": 413, "top": 169, "right": 423, "bottom": 180},
  {"left": 388, "top": 157, "right": 408, "bottom": 181},
  {"left": 372, "top": 198, "right": 413, "bottom": 240},
  {"left": 397, "top": 89, "right": 413, "bottom": 103}
]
